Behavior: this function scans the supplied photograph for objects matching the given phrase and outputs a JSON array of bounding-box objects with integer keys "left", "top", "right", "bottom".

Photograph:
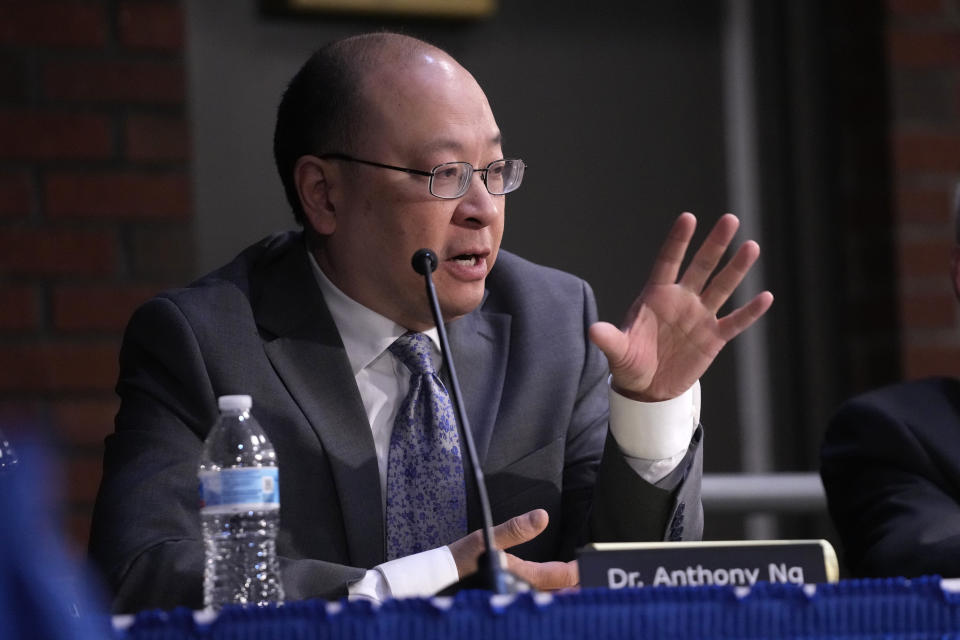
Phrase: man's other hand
[{"left": 447, "top": 509, "right": 579, "bottom": 591}]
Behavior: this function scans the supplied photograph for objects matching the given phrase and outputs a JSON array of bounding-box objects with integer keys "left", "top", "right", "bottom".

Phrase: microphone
[
  {"left": 410, "top": 249, "right": 528, "bottom": 595},
  {"left": 411, "top": 248, "right": 437, "bottom": 276}
]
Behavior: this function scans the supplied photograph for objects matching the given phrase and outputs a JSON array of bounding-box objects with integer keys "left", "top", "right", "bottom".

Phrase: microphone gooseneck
[{"left": 410, "top": 248, "right": 528, "bottom": 595}]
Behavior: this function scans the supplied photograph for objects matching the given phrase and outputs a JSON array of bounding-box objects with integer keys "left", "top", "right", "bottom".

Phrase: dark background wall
[{"left": 0, "top": 0, "right": 957, "bottom": 571}]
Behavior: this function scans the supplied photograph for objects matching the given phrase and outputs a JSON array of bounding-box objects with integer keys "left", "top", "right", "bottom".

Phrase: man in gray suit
[{"left": 90, "top": 33, "right": 773, "bottom": 612}]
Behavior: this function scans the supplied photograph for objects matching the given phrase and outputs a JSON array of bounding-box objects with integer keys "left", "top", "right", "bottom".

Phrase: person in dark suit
[
  {"left": 90, "top": 33, "right": 773, "bottom": 612},
  {"left": 820, "top": 188, "right": 960, "bottom": 578}
]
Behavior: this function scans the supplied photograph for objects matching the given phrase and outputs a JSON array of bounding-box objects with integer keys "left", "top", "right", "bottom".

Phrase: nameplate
[{"left": 577, "top": 539, "right": 838, "bottom": 589}]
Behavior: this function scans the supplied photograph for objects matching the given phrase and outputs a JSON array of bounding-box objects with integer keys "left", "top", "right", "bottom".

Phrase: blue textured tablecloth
[
  {"left": 5, "top": 441, "right": 960, "bottom": 638},
  {"left": 115, "top": 577, "right": 960, "bottom": 640}
]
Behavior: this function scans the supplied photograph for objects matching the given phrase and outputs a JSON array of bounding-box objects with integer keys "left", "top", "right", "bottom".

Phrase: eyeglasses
[{"left": 318, "top": 153, "right": 526, "bottom": 199}]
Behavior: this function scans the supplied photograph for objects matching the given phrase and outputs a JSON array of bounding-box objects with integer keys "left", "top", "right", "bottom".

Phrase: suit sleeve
[
  {"left": 558, "top": 281, "right": 703, "bottom": 556},
  {"left": 591, "top": 427, "right": 703, "bottom": 542},
  {"left": 821, "top": 394, "right": 960, "bottom": 578},
  {"left": 89, "top": 296, "right": 364, "bottom": 614}
]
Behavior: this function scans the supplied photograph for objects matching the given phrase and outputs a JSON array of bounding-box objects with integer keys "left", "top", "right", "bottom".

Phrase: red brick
[
  {"left": 891, "top": 67, "right": 957, "bottom": 123},
  {"left": 0, "top": 229, "right": 116, "bottom": 276},
  {"left": 130, "top": 224, "right": 194, "bottom": 279},
  {"left": 0, "top": 342, "right": 118, "bottom": 392},
  {"left": 899, "top": 237, "right": 955, "bottom": 277},
  {"left": 889, "top": 0, "right": 946, "bottom": 15},
  {"left": 46, "top": 171, "right": 190, "bottom": 219},
  {"left": 44, "top": 60, "right": 185, "bottom": 104},
  {"left": 887, "top": 0, "right": 945, "bottom": 17},
  {"left": 902, "top": 292, "right": 957, "bottom": 328},
  {"left": 893, "top": 131, "right": 960, "bottom": 172},
  {"left": 0, "top": 172, "right": 33, "bottom": 218},
  {"left": 0, "top": 285, "right": 40, "bottom": 331},
  {"left": 0, "top": 401, "right": 45, "bottom": 435},
  {"left": 0, "top": 111, "right": 112, "bottom": 160},
  {"left": 125, "top": 114, "right": 189, "bottom": 161},
  {"left": 50, "top": 398, "right": 118, "bottom": 447},
  {"left": 119, "top": 2, "right": 184, "bottom": 51},
  {"left": 888, "top": 29, "right": 960, "bottom": 68},
  {"left": 65, "top": 452, "right": 103, "bottom": 505},
  {"left": 895, "top": 186, "right": 954, "bottom": 224},
  {"left": 904, "top": 344, "right": 960, "bottom": 378},
  {"left": 0, "top": 2, "right": 107, "bottom": 48},
  {"left": 53, "top": 284, "right": 159, "bottom": 332},
  {"left": 956, "top": 79, "right": 960, "bottom": 120}
]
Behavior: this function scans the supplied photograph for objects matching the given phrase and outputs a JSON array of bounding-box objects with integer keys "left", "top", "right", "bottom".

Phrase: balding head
[
  {"left": 280, "top": 31, "right": 506, "bottom": 329},
  {"left": 273, "top": 33, "right": 459, "bottom": 224}
]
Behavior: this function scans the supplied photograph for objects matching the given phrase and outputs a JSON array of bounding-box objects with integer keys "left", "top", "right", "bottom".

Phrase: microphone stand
[{"left": 412, "top": 249, "right": 529, "bottom": 595}]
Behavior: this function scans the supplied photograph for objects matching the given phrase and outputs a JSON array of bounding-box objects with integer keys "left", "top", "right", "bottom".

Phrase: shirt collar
[{"left": 308, "top": 250, "right": 440, "bottom": 376}]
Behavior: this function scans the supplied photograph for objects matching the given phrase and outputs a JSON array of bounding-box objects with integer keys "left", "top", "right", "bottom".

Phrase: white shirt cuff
[
  {"left": 347, "top": 546, "right": 459, "bottom": 602},
  {"left": 607, "top": 379, "right": 700, "bottom": 483}
]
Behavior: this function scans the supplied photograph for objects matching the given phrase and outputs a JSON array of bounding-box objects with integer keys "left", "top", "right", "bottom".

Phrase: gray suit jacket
[{"left": 90, "top": 231, "right": 703, "bottom": 613}]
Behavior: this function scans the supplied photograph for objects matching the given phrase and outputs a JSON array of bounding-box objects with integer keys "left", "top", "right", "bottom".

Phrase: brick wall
[
  {"left": 0, "top": 0, "right": 192, "bottom": 553},
  {"left": 888, "top": 0, "right": 960, "bottom": 377}
]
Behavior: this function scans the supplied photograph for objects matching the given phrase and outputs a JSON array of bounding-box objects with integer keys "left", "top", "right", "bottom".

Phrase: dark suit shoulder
[
  {"left": 488, "top": 249, "right": 587, "bottom": 288},
  {"left": 829, "top": 377, "right": 960, "bottom": 443},
  {"left": 484, "top": 250, "right": 593, "bottom": 317},
  {"left": 164, "top": 231, "right": 301, "bottom": 304},
  {"left": 129, "top": 231, "right": 303, "bottom": 331},
  {"left": 840, "top": 377, "right": 960, "bottom": 414}
]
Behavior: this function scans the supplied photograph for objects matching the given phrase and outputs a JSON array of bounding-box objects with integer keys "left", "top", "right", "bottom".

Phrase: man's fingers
[
  {"left": 492, "top": 509, "right": 549, "bottom": 550},
  {"left": 717, "top": 291, "right": 774, "bottom": 341},
  {"left": 678, "top": 213, "right": 740, "bottom": 293},
  {"left": 448, "top": 510, "right": 550, "bottom": 579},
  {"left": 699, "top": 240, "right": 760, "bottom": 314},
  {"left": 648, "top": 213, "right": 697, "bottom": 286},
  {"left": 506, "top": 555, "right": 579, "bottom": 591},
  {"left": 588, "top": 322, "right": 628, "bottom": 368}
]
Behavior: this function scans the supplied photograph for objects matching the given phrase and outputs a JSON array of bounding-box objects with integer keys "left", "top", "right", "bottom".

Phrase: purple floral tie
[{"left": 385, "top": 332, "right": 467, "bottom": 560}]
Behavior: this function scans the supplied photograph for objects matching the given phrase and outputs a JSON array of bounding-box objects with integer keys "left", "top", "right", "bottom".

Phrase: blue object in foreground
[
  {"left": 115, "top": 576, "right": 960, "bottom": 640},
  {"left": 0, "top": 438, "right": 112, "bottom": 640}
]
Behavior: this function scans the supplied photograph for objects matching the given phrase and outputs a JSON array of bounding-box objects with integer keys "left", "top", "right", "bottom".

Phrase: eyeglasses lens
[{"left": 429, "top": 159, "right": 525, "bottom": 199}]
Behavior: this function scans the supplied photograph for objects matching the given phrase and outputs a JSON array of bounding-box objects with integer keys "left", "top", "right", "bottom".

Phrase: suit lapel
[
  {"left": 446, "top": 305, "right": 511, "bottom": 467},
  {"left": 254, "top": 238, "right": 385, "bottom": 568}
]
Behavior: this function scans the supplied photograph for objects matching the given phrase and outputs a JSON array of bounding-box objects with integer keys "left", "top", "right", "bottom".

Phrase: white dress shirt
[{"left": 309, "top": 255, "right": 699, "bottom": 602}]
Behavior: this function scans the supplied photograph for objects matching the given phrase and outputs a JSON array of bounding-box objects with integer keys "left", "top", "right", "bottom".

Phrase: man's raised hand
[{"left": 589, "top": 212, "right": 773, "bottom": 402}]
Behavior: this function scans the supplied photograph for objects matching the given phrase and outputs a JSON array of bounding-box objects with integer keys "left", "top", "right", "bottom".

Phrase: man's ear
[{"left": 295, "top": 155, "right": 338, "bottom": 235}]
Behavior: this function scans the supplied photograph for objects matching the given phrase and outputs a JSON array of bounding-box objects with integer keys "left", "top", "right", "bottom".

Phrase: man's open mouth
[{"left": 450, "top": 254, "right": 480, "bottom": 266}]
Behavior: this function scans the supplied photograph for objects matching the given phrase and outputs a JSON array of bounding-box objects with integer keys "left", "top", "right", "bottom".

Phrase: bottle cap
[{"left": 217, "top": 394, "right": 252, "bottom": 412}]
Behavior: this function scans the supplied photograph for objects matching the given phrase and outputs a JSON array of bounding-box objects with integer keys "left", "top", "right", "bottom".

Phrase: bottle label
[{"left": 199, "top": 467, "right": 279, "bottom": 514}]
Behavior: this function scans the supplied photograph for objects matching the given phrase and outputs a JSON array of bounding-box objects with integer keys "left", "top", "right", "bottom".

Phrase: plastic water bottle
[{"left": 199, "top": 395, "right": 283, "bottom": 610}]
